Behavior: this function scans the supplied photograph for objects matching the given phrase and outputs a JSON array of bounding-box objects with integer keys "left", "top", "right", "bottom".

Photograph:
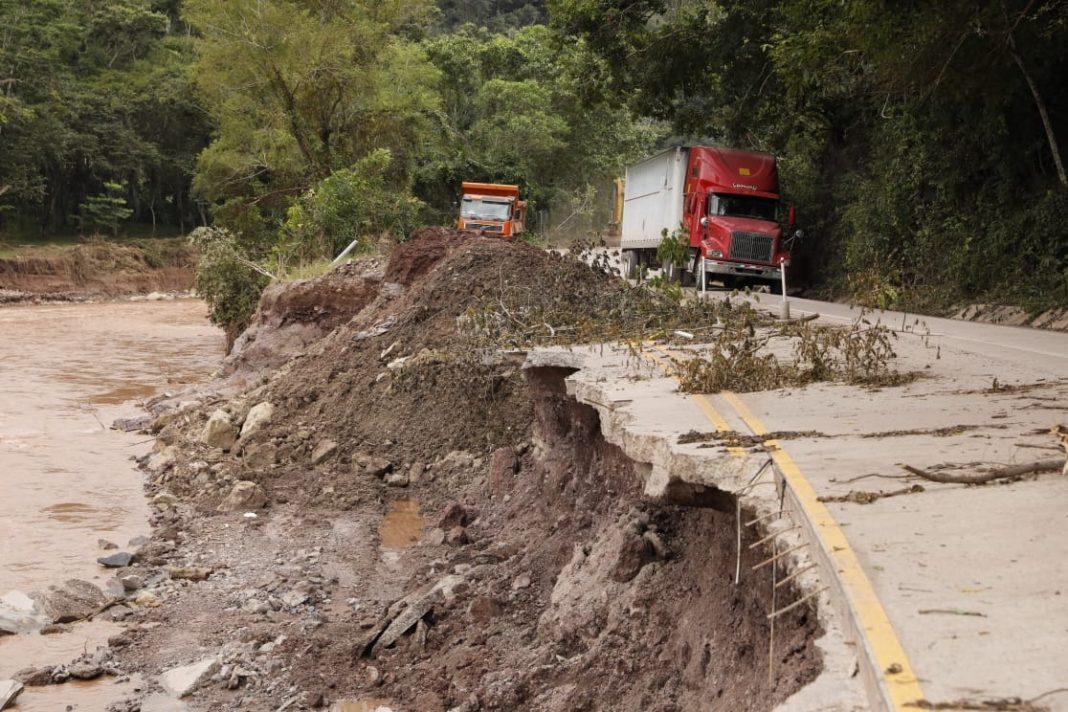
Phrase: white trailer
[{"left": 619, "top": 147, "right": 688, "bottom": 276}]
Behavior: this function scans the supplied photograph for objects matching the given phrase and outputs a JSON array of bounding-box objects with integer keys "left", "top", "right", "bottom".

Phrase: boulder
[
  {"left": 152, "top": 491, "right": 179, "bottom": 511},
  {"left": 159, "top": 657, "right": 220, "bottom": 698},
  {"left": 31, "top": 580, "right": 107, "bottom": 624},
  {"left": 68, "top": 662, "right": 104, "bottom": 680},
  {"left": 201, "top": 410, "right": 238, "bottom": 451},
  {"left": 147, "top": 448, "right": 177, "bottom": 474},
  {"left": 217, "top": 481, "right": 268, "bottom": 512},
  {"left": 97, "top": 552, "right": 133, "bottom": 568},
  {"left": 112, "top": 415, "right": 152, "bottom": 432},
  {"left": 0, "top": 591, "right": 47, "bottom": 635},
  {"left": 242, "top": 442, "right": 277, "bottom": 469},
  {"left": 353, "top": 453, "right": 393, "bottom": 477},
  {"left": 310, "top": 439, "right": 338, "bottom": 465},
  {"left": 240, "top": 402, "right": 274, "bottom": 439},
  {"left": 371, "top": 575, "right": 463, "bottom": 655},
  {"left": 13, "top": 666, "right": 52, "bottom": 687}
]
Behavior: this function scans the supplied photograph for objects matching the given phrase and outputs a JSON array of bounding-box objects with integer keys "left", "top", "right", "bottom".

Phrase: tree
[
  {"left": 78, "top": 182, "right": 134, "bottom": 235},
  {"left": 185, "top": 0, "right": 441, "bottom": 249}
]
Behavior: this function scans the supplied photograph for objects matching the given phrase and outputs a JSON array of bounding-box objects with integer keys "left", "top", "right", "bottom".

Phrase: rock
[
  {"left": 103, "top": 578, "right": 126, "bottom": 598},
  {"left": 31, "top": 580, "right": 107, "bottom": 624},
  {"left": 353, "top": 453, "right": 393, "bottom": 477},
  {"left": 436, "top": 502, "right": 471, "bottom": 530},
  {"left": 426, "top": 528, "right": 446, "bottom": 546},
  {"left": 39, "top": 623, "right": 70, "bottom": 635},
  {"left": 445, "top": 526, "right": 468, "bottom": 546},
  {"left": 147, "top": 448, "right": 177, "bottom": 473},
  {"left": 310, "top": 439, "right": 338, "bottom": 465},
  {"left": 281, "top": 590, "right": 308, "bottom": 608},
  {"left": 0, "top": 680, "right": 23, "bottom": 709},
  {"left": 408, "top": 462, "right": 426, "bottom": 485},
  {"left": 152, "top": 491, "right": 179, "bottom": 511},
  {"left": 120, "top": 575, "right": 144, "bottom": 592},
  {"left": 98, "top": 539, "right": 118, "bottom": 550},
  {"left": 68, "top": 662, "right": 104, "bottom": 680},
  {"left": 487, "top": 447, "right": 518, "bottom": 495},
  {"left": 201, "top": 410, "right": 238, "bottom": 451},
  {"left": 384, "top": 471, "right": 409, "bottom": 487},
  {"left": 611, "top": 535, "right": 655, "bottom": 583},
  {"left": 371, "top": 575, "right": 463, "bottom": 655},
  {"left": 159, "top": 657, "right": 220, "bottom": 698},
  {"left": 108, "top": 633, "right": 133, "bottom": 648},
  {"left": 511, "top": 573, "right": 532, "bottom": 590},
  {"left": 0, "top": 591, "right": 47, "bottom": 635},
  {"left": 242, "top": 442, "right": 277, "bottom": 469},
  {"left": 14, "top": 666, "right": 53, "bottom": 687},
  {"left": 129, "top": 535, "right": 150, "bottom": 548},
  {"left": 240, "top": 402, "right": 274, "bottom": 439},
  {"left": 112, "top": 415, "right": 152, "bottom": 432},
  {"left": 167, "top": 567, "right": 212, "bottom": 582},
  {"left": 217, "top": 481, "right": 268, "bottom": 512},
  {"left": 97, "top": 552, "right": 133, "bottom": 568},
  {"left": 467, "top": 597, "right": 501, "bottom": 623},
  {"left": 133, "top": 590, "right": 160, "bottom": 608}
]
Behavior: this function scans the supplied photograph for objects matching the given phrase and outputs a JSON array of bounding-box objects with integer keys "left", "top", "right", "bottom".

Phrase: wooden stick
[{"left": 900, "top": 458, "right": 1063, "bottom": 484}]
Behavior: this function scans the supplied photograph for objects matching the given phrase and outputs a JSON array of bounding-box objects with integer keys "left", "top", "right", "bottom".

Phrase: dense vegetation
[{"left": 1, "top": 0, "right": 1065, "bottom": 319}]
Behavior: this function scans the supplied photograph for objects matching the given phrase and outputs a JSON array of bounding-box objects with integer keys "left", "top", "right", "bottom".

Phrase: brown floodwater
[{"left": 0, "top": 299, "right": 222, "bottom": 711}]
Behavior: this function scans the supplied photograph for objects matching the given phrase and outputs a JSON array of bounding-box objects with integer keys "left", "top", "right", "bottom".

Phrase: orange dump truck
[{"left": 458, "top": 182, "right": 526, "bottom": 237}]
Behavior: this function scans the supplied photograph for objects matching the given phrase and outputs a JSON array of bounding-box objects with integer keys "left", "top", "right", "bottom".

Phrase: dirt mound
[
  {"left": 382, "top": 226, "right": 477, "bottom": 286},
  {"left": 0, "top": 238, "right": 195, "bottom": 298},
  {"left": 224, "top": 257, "right": 385, "bottom": 386},
  {"left": 129, "top": 230, "right": 822, "bottom": 711}
]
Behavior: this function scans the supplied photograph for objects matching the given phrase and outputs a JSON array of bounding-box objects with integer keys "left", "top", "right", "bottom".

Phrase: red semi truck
[{"left": 619, "top": 145, "right": 800, "bottom": 292}]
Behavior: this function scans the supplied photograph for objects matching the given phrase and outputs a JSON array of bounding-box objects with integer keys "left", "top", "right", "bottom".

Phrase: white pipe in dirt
[
  {"left": 330, "top": 237, "right": 362, "bottom": 268},
  {"left": 700, "top": 256, "right": 706, "bottom": 293}
]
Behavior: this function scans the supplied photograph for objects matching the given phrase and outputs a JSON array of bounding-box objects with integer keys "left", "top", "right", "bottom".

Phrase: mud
[
  {"left": 97, "top": 231, "right": 823, "bottom": 710},
  {"left": 0, "top": 238, "right": 196, "bottom": 301}
]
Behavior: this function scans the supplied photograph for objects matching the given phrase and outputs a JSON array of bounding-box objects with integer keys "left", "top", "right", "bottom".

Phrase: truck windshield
[
  {"left": 710, "top": 194, "right": 777, "bottom": 222},
  {"left": 462, "top": 197, "right": 512, "bottom": 221}
]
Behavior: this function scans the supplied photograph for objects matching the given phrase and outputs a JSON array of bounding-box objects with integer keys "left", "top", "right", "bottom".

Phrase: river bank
[{"left": 0, "top": 238, "right": 196, "bottom": 304}]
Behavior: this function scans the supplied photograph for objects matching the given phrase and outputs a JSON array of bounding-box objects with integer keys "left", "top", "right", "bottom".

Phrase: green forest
[{"left": 1, "top": 0, "right": 1066, "bottom": 314}]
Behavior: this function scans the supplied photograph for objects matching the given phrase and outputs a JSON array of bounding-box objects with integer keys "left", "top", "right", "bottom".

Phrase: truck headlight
[{"left": 707, "top": 250, "right": 723, "bottom": 259}]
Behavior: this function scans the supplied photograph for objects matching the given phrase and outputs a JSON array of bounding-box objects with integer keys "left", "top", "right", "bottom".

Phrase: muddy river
[{"left": 0, "top": 300, "right": 222, "bottom": 711}]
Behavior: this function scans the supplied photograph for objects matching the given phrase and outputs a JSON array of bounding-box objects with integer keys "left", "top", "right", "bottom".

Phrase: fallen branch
[
  {"left": 900, "top": 459, "right": 1063, "bottom": 484},
  {"left": 819, "top": 484, "right": 924, "bottom": 505}
]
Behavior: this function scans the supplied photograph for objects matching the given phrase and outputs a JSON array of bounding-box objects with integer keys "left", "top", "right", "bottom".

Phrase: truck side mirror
[
  {"left": 787, "top": 205, "right": 796, "bottom": 228},
  {"left": 699, "top": 216, "right": 710, "bottom": 227}
]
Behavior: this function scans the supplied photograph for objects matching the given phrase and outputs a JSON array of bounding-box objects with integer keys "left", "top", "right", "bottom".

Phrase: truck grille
[
  {"left": 468, "top": 222, "right": 503, "bottom": 233},
  {"left": 729, "top": 231, "right": 774, "bottom": 263}
]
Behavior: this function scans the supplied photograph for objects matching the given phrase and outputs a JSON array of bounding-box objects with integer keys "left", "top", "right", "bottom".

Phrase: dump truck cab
[{"left": 458, "top": 182, "right": 526, "bottom": 237}]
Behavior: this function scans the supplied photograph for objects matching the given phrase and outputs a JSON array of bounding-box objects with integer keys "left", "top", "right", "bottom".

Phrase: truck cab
[
  {"left": 458, "top": 182, "right": 526, "bottom": 237},
  {"left": 686, "top": 146, "right": 791, "bottom": 290}
]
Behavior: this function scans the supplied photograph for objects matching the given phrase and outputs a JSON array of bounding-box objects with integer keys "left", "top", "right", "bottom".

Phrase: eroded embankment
[
  {"left": 11, "top": 230, "right": 824, "bottom": 711},
  {"left": 0, "top": 238, "right": 195, "bottom": 302}
]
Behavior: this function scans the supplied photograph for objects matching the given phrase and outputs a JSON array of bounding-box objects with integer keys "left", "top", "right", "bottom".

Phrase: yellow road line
[
  {"left": 641, "top": 345, "right": 744, "bottom": 458},
  {"left": 720, "top": 390, "right": 925, "bottom": 709}
]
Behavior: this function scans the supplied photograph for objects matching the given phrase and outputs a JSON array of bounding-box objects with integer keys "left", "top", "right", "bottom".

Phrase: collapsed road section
[{"left": 6, "top": 228, "right": 1064, "bottom": 711}]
